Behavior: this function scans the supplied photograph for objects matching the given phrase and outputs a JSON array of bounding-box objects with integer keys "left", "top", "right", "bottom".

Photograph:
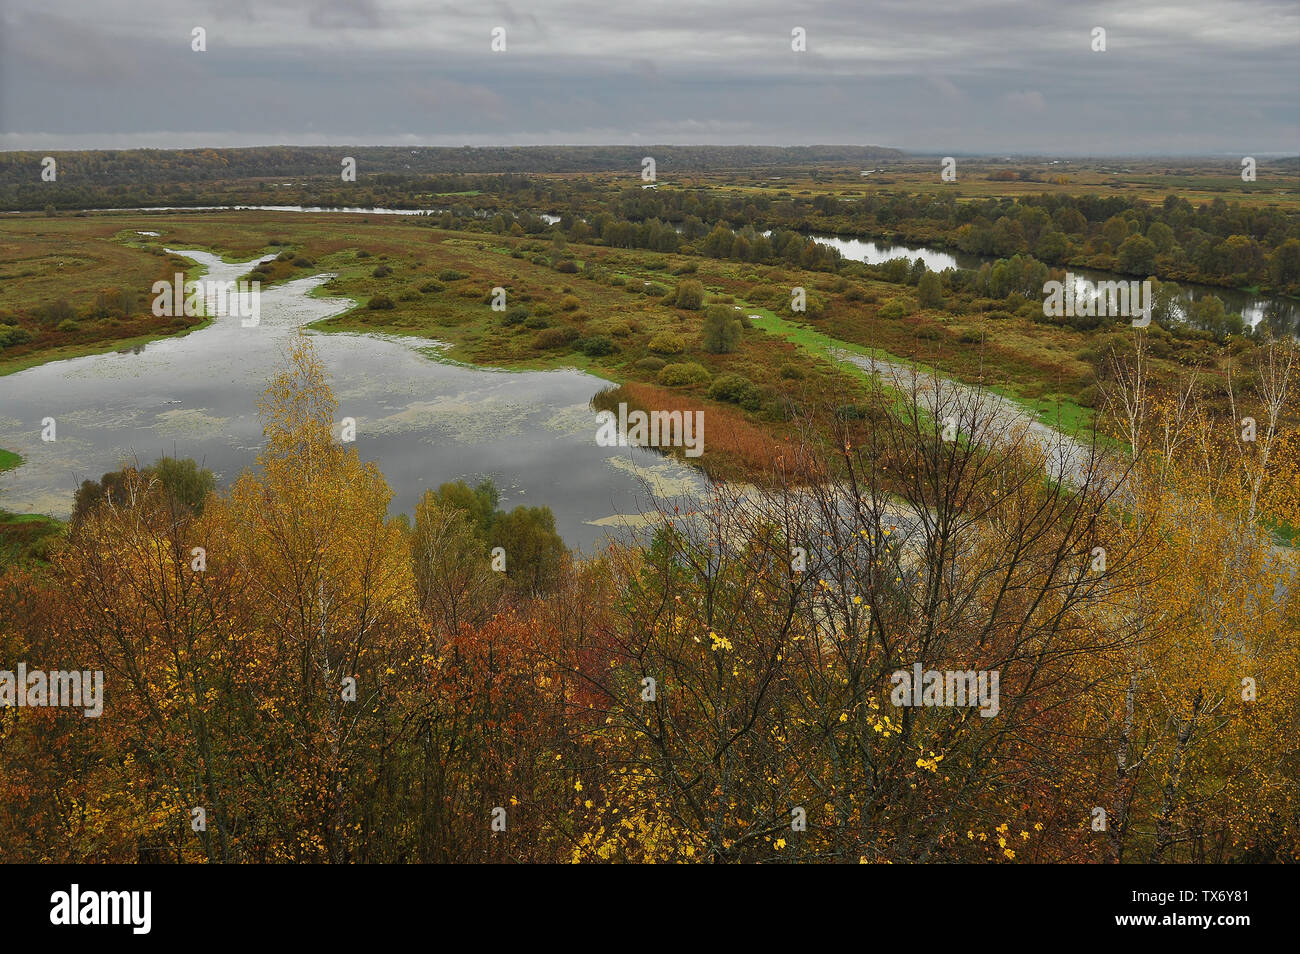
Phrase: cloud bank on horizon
[{"left": 2, "top": 0, "right": 1296, "bottom": 155}]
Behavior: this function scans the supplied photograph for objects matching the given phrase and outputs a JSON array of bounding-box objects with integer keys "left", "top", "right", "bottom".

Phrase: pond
[{"left": 0, "top": 250, "right": 705, "bottom": 550}]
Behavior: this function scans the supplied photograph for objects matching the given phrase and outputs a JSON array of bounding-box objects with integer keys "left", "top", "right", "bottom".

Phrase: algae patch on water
[{"left": 153, "top": 408, "right": 231, "bottom": 440}]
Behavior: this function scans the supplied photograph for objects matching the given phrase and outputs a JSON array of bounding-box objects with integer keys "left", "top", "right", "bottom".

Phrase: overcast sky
[{"left": 2, "top": 0, "right": 1296, "bottom": 155}]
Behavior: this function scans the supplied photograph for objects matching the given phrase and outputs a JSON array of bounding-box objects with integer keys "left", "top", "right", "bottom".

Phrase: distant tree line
[{"left": 0, "top": 144, "right": 901, "bottom": 209}]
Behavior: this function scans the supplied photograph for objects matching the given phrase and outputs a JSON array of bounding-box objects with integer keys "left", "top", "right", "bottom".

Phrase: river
[{"left": 0, "top": 249, "right": 703, "bottom": 549}]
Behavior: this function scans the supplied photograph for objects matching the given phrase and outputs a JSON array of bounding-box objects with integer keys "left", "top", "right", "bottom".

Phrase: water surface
[{"left": 0, "top": 250, "right": 704, "bottom": 549}]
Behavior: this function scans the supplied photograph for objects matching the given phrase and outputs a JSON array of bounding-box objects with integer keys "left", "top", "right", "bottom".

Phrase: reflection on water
[
  {"left": 804, "top": 234, "right": 973, "bottom": 272},
  {"left": 807, "top": 233, "right": 1300, "bottom": 339},
  {"left": 0, "top": 250, "right": 705, "bottom": 550}
]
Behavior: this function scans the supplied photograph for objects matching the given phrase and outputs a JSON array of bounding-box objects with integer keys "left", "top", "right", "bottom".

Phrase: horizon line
[{"left": 1, "top": 142, "right": 1297, "bottom": 161}]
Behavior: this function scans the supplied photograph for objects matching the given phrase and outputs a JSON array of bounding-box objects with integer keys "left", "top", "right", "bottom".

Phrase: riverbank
[
  {"left": 0, "top": 219, "right": 219, "bottom": 377},
  {"left": 0, "top": 450, "right": 63, "bottom": 568}
]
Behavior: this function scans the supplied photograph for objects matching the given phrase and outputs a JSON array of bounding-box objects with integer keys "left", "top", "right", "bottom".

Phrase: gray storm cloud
[{"left": 1, "top": 0, "right": 1295, "bottom": 153}]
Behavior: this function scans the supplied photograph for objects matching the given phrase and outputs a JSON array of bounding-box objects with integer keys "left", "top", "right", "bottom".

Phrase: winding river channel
[{"left": 0, "top": 248, "right": 705, "bottom": 550}]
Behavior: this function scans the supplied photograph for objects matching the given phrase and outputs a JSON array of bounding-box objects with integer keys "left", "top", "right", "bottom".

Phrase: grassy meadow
[{"left": 0, "top": 201, "right": 1283, "bottom": 488}]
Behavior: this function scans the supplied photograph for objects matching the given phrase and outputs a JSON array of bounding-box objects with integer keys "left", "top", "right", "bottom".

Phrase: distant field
[{"left": 683, "top": 157, "right": 1300, "bottom": 212}]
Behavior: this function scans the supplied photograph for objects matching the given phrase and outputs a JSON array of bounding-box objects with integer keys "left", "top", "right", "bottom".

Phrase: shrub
[
  {"left": 524, "top": 315, "right": 550, "bottom": 329},
  {"left": 657, "top": 361, "right": 712, "bottom": 388},
  {"left": 673, "top": 279, "right": 705, "bottom": 310},
  {"left": 708, "top": 373, "right": 758, "bottom": 405},
  {"left": 532, "top": 327, "right": 580, "bottom": 349},
  {"left": 438, "top": 268, "right": 467, "bottom": 281},
  {"left": 779, "top": 361, "right": 805, "bottom": 379},
  {"left": 293, "top": 257, "right": 314, "bottom": 267},
  {"left": 702, "top": 305, "right": 742, "bottom": 354},
  {"left": 372, "top": 265, "right": 393, "bottom": 278},
  {"left": 503, "top": 305, "right": 531, "bottom": 326},
  {"left": 356, "top": 250, "right": 371, "bottom": 258},
  {"left": 0, "top": 326, "right": 34, "bottom": 348},
  {"left": 367, "top": 295, "right": 395, "bottom": 310},
  {"left": 917, "top": 271, "right": 944, "bottom": 307},
  {"left": 879, "top": 299, "right": 910, "bottom": 319},
  {"left": 419, "top": 280, "right": 445, "bottom": 294},
  {"left": 648, "top": 332, "right": 687, "bottom": 355},
  {"left": 578, "top": 335, "right": 616, "bottom": 357},
  {"left": 635, "top": 356, "right": 667, "bottom": 372},
  {"left": 556, "top": 260, "right": 579, "bottom": 273},
  {"left": 57, "top": 319, "right": 79, "bottom": 332},
  {"left": 559, "top": 295, "right": 581, "bottom": 312}
]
